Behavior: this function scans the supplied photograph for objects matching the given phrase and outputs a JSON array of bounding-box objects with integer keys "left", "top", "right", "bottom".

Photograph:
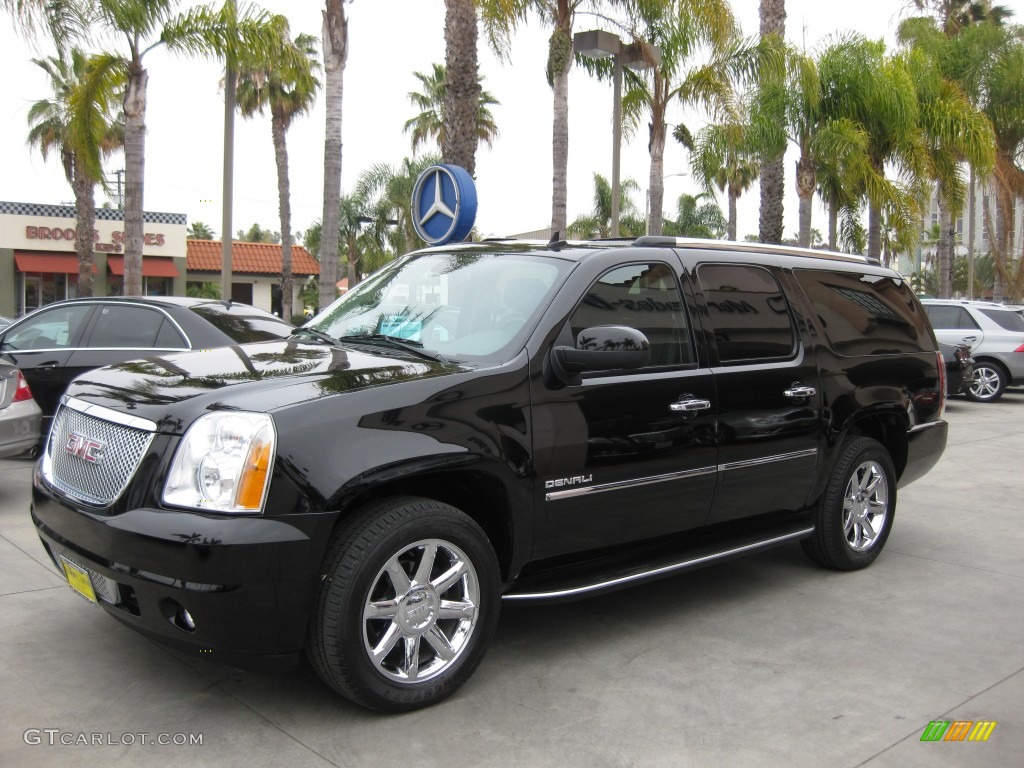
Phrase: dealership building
[{"left": 0, "top": 201, "right": 318, "bottom": 319}]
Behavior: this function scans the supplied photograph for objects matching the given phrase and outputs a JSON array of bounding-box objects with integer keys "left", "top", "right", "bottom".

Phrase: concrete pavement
[{"left": 1, "top": 393, "right": 1021, "bottom": 767}]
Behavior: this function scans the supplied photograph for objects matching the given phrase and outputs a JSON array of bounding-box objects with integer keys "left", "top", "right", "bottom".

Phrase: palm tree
[
  {"left": 757, "top": 0, "right": 787, "bottom": 244},
  {"left": 27, "top": 48, "right": 123, "bottom": 298},
  {"left": 567, "top": 172, "right": 644, "bottom": 238},
  {"left": 443, "top": 0, "right": 482, "bottom": 176},
  {"left": 75, "top": 0, "right": 289, "bottom": 297},
  {"left": 479, "top": 1, "right": 654, "bottom": 238},
  {"left": 817, "top": 36, "right": 927, "bottom": 261},
  {"left": 356, "top": 154, "right": 443, "bottom": 259},
  {"left": 622, "top": 0, "right": 770, "bottom": 236},
  {"left": 978, "top": 32, "right": 1024, "bottom": 300},
  {"left": 237, "top": 29, "right": 320, "bottom": 322},
  {"left": 187, "top": 221, "right": 216, "bottom": 239},
  {"left": 404, "top": 63, "right": 500, "bottom": 155},
  {"left": 319, "top": 0, "right": 348, "bottom": 311},
  {"left": 663, "top": 192, "right": 727, "bottom": 238},
  {"left": 690, "top": 97, "right": 760, "bottom": 241},
  {"left": 898, "top": 29, "right": 995, "bottom": 296}
]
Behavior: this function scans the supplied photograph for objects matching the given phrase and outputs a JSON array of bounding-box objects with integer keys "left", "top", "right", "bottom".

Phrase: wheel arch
[
  {"left": 328, "top": 461, "right": 520, "bottom": 580},
  {"left": 839, "top": 410, "right": 910, "bottom": 481}
]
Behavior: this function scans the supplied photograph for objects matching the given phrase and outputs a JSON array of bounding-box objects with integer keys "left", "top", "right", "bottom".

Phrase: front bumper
[
  {"left": 32, "top": 473, "right": 337, "bottom": 670},
  {"left": 899, "top": 419, "right": 948, "bottom": 489}
]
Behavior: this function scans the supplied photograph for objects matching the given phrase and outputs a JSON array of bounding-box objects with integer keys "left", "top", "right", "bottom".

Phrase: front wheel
[
  {"left": 307, "top": 497, "right": 500, "bottom": 712},
  {"left": 802, "top": 437, "right": 896, "bottom": 571},
  {"left": 965, "top": 362, "right": 1007, "bottom": 402}
]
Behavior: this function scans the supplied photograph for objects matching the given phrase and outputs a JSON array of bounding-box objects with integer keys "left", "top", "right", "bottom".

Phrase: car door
[
  {"left": 531, "top": 256, "right": 718, "bottom": 560},
  {"left": 0, "top": 304, "right": 94, "bottom": 418},
  {"left": 66, "top": 304, "right": 188, "bottom": 387},
  {"left": 925, "top": 305, "right": 985, "bottom": 350},
  {"left": 691, "top": 260, "right": 822, "bottom": 525}
]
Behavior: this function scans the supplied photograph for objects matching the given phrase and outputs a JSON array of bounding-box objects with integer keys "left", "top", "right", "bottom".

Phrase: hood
[{"left": 64, "top": 339, "right": 468, "bottom": 431}]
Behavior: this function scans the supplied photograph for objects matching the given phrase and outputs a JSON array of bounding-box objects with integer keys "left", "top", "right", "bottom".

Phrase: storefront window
[
  {"left": 106, "top": 276, "right": 172, "bottom": 297},
  {"left": 20, "top": 273, "right": 77, "bottom": 315}
]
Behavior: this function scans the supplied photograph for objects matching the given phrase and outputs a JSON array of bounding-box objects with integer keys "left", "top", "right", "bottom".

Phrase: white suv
[{"left": 922, "top": 299, "right": 1024, "bottom": 402}]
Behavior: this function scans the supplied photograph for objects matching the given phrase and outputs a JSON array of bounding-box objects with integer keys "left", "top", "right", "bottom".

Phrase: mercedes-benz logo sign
[{"left": 411, "top": 164, "right": 478, "bottom": 246}]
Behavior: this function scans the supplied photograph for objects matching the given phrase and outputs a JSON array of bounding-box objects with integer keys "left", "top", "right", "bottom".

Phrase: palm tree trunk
[
  {"left": 443, "top": 0, "right": 480, "bottom": 177},
  {"left": 648, "top": 91, "right": 667, "bottom": 236},
  {"left": 757, "top": 0, "right": 786, "bottom": 245},
  {"left": 728, "top": 186, "right": 738, "bottom": 241},
  {"left": 123, "top": 61, "right": 148, "bottom": 297},
  {"left": 967, "top": 166, "right": 976, "bottom": 299},
  {"left": 550, "top": 2, "right": 572, "bottom": 238},
  {"left": 796, "top": 153, "right": 814, "bottom": 248},
  {"left": 937, "top": 193, "right": 954, "bottom": 298},
  {"left": 867, "top": 200, "right": 882, "bottom": 261},
  {"left": 319, "top": 0, "right": 348, "bottom": 311},
  {"left": 72, "top": 155, "right": 96, "bottom": 298},
  {"left": 271, "top": 108, "right": 293, "bottom": 321},
  {"left": 828, "top": 200, "right": 838, "bottom": 251}
]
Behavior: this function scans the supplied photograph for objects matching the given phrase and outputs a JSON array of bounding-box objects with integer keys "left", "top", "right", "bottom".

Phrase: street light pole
[
  {"left": 574, "top": 31, "right": 661, "bottom": 240},
  {"left": 611, "top": 53, "right": 622, "bottom": 237}
]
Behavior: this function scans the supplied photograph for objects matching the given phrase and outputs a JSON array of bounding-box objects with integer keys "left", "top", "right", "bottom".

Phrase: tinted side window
[
  {"left": 87, "top": 306, "right": 165, "bottom": 348},
  {"left": 795, "top": 269, "right": 932, "bottom": 355},
  {"left": 925, "top": 305, "right": 959, "bottom": 329},
  {"left": 698, "top": 264, "right": 795, "bottom": 362},
  {"left": 1, "top": 305, "right": 91, "bottom": 350},
  {"left": 570, "top": 263, "right": 693, "bottom": 368}
]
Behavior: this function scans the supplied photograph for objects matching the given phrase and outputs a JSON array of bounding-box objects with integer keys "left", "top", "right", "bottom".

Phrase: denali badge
[
  {"left": 545, "top": 474, "right": 593, "bottom": 490},
  {"left": 65, "top": 432, "right": 106, "bottom": 464}
]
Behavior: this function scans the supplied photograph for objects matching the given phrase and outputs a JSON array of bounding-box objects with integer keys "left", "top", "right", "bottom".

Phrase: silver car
[
  {"left": 0, "top": 363, "right": 43, "bottom": 458},
  {"left": 922, "top": 299, "right": 1024, "bottom": 402}
]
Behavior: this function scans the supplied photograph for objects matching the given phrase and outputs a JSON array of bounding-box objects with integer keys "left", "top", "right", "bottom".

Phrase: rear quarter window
[
  {"left": 979, "top": 308, "right": 1024, "bottom": 332},
  {"left": 794, "top": 269, "right": 932, "bottom": 355},
  {"left": 189, "top": 305, "right": 294, "bottom": 344}
]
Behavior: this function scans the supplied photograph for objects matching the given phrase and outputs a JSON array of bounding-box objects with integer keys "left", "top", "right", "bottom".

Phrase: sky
[{"left": 0, "top": 0, "right": 949, "bottom": 245}]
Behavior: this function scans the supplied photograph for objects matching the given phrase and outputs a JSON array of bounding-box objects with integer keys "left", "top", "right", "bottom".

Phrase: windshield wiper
[
  {"left": 336, "top": 333, "right": 449, "bottom": 363},
  {"left": 290, "top": 327, "right": 339, "bottom": 345}
]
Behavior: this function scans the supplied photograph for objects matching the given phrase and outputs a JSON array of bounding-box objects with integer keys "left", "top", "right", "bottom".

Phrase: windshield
[{"left": 308, "top": 250, "right": 566, "bottom": 363}]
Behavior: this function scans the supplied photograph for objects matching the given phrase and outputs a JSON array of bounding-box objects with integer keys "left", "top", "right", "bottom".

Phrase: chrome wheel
[
  {"left": 362, "top": 538, "right": 480, "bottom": 684},
  {"left": 967, "top": 364, "right": 1005, "bottom": 402},
  {"left": 842, "top": 460, "right": 889, "bottom": 552}
]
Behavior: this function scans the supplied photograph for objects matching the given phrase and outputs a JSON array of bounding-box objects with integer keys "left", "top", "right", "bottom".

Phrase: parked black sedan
[
  {"left": 0, "top": 297, "right": 294, "bottom": 432},
  {"left": 941, "top": 342, "right": 975, "bottom": 396}
]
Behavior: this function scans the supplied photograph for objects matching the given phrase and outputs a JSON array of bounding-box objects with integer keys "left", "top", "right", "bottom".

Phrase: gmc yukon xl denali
[{"left": 32, "top": 237, "right": 948, "bottom": 712}]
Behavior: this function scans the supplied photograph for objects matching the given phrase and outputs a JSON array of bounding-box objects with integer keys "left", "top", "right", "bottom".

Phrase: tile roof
[{"left": 186, "top": 239, "right": 320, "bottom": 276}]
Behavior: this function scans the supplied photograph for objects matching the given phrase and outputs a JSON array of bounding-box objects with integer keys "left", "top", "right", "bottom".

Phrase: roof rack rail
[{"left": 629, "top": 235, "right": 880, "bottom": 265}]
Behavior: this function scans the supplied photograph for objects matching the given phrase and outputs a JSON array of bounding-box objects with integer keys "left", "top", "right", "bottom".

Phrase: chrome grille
[{"left": 45, "top": 403, "right": 154, "bottom": 505}]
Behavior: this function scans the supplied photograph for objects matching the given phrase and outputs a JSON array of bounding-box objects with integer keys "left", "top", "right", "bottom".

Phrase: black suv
[{"left": 31, "top": 238, "right": 948, "bottom": 712}]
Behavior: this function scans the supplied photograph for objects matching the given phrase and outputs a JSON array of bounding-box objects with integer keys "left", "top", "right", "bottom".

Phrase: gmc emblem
[{"left": 65, "top": 433, "right": 106, "bottom": 464}]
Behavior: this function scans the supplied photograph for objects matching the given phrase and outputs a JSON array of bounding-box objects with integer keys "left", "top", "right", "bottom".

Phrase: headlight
[{"left": 163, "top": 412, "right": 276, "bottom": 514}]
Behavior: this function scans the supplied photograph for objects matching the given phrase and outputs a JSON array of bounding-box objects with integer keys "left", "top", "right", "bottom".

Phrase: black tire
[
  {"left": 801, "top": 437, "right": 896, "bottom": 571},
  {"left": 965, "top": 362, "right": 1007, "bottom": 402},
  {"left": 306, "top": 496, "right": 500, "bottom": 712}
]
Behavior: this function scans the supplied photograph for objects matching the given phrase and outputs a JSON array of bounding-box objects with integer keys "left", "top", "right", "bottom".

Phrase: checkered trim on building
[{"left": 0, "top": 200, "right": 186, "bottom": 225}]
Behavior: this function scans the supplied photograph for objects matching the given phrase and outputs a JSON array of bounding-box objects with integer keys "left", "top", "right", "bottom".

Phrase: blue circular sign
[{"left": 411, "top": 164, "right": 477, "bottom": 246}]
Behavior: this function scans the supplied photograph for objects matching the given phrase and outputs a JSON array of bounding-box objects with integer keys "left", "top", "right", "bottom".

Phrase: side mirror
[{"left": 551, "top": 325, "right": 650, "bottom": 385}]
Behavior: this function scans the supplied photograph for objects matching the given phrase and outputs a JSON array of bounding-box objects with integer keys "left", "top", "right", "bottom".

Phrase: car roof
[{"left": 421, "top": 236, "right": 881, "bottom": 268}]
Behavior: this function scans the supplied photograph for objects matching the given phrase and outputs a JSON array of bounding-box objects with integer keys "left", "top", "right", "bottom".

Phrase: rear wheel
[
  {"left": 307, "top": 497, "right": 500, "bottom": 712},
  {"left": 965, "top": 362, "right": 1007, "bottom": 402},
  {"left": 802, "top": 437, "right": 896, "bottom": 571}
]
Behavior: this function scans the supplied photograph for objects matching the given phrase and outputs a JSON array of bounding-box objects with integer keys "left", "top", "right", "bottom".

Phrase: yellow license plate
[{"left": 60, "top": 556, "right": 98, "bottom": 604}]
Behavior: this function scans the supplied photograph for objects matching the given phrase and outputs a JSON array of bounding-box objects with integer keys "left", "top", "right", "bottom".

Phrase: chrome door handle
[
  {"left": 784, "top": 386, "right": 817, "bottom": 398},
  {"left": 36, "top": 361, "right": 60, "bottom": 369},
  {"left": 670, "top": 398, "right": 711, "bottom": 413},
  {"left": 961, "top": 336, "right": 977, "bottom": 344}
]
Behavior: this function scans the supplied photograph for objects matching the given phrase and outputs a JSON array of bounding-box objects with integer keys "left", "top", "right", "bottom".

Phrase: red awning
[
  {"left": 107, "top": 256, "right": 180, "bottom": 278},
  {"left": 14, "top": 252, "right": 97, "bottom": 274}
]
